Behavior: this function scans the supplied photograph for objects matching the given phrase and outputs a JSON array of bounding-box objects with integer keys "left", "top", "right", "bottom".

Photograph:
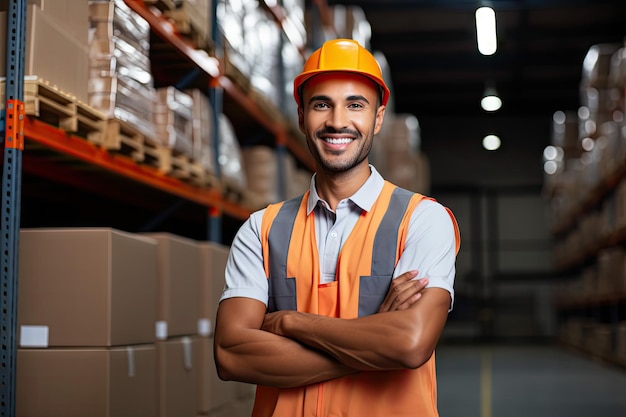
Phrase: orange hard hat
[{"left": 293, "top": 39, "right": 390, "bottom": 107}]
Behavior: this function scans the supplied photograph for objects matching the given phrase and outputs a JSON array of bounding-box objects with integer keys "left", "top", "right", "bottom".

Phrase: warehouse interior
[{"left": 2, "top": 0, "right": 626, "bottom": 416}]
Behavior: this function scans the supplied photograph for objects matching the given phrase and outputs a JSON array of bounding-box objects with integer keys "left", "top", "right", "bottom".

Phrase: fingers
[
  {"left": 378, "top": 271, "right": 429, "bottom": 313},
  {"left": 391, "top": 277, "right": 428, "bottom": 310}
]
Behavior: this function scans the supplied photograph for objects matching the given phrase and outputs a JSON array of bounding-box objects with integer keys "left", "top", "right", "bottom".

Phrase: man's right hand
[{"left": 377, "top": 271, "right": 428, "bottom": 313}]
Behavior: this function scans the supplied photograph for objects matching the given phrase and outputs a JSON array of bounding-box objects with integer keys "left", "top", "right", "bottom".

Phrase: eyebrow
[{"left": 308, "top": 94, "right": 371, "bottom": 105}]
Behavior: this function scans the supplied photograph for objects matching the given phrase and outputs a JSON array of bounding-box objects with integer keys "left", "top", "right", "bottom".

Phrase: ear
[
  {"left": 373, "top": 105, "right": 386, "bottom": 135},
  {"left": 298, "top": 107, "right": 305, "bottom": 132}
]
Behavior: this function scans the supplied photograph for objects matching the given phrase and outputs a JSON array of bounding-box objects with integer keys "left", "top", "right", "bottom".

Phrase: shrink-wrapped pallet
[
  {"left": 551, "top": 110, "right": 581, "bottom": 158},
  {"left": 218, "top": 114, "right": 247, "bottom": 194},
  {"left": 154, "top": 87, "right": 194, "bottom": 157},
  {"left": 187, "top": 89, "right": 216, "bottom": 175},
  {"left": 241, "top": 146, "right": 280, "bottom": 205},
  {"left": 88, "top": 0, "right": 157, "bottom": 140},
  {"left": 581, "top": 43, "right": 622, "bottom": 90}
]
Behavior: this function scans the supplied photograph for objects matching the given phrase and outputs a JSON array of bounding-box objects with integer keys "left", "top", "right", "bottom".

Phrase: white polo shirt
[{"left": 220, "top": 165, "right": 457, "bottom": 309}]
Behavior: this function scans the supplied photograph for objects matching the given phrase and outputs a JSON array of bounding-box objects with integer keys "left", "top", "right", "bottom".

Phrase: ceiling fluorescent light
[
  {"left": 481, "top": 84, "right": 502, "bottom": 111},
  {"left": 476, "top": 6, "right": 497, "bottom": 55},
  {"left": 482, "top": 134, "right": 501, "bottom": 151}
]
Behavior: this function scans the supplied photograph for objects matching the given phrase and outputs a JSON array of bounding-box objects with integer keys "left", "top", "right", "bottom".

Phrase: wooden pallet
[
  {"left": 188, "top": 161, "right": 220, "bottom": 189},
  {"left": 222, "top": 177, "right": 247, "bottom": 204},
  {"left": 2, "top": 77, "right": 222, "bottom": 191},
  {"left": 1, "top": 77, "right": 75, "bottom": 131},
  {"left": 76, "top": 100, "right": 107, "bottom": 143},
  {"left": 223, "top": 54, "right": 252, "bottom": 93},
  {"left": 97, "top": 118, "right": 170, "bottom": 173},
  {"left": 163, "top": 151, "right": 220, "bottom": 189},
  {"left": 1, "top": 77, "right": 108, "bottom": 142}
]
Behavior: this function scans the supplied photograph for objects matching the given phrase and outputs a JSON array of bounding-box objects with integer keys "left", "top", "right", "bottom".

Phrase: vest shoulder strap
[{"left": 261, "top": 193, "right": 307, "bottom": 277}]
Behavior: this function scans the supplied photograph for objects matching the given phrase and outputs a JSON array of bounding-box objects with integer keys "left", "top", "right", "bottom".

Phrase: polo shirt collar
[{"left": 307, "top": 165, "right": 385, "bottom": 215}]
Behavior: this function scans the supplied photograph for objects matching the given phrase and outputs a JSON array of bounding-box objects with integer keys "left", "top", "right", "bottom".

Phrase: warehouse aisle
[{"left": 436, "top": 343, "right": 626, "bottom": 417}]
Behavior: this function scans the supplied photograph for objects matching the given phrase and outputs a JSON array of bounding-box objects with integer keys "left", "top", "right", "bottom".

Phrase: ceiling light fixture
[
  {"left": 482, "top": 134, "right": 501, "bottom": 151},
  {"left": 481, "top": 83, "right": 502, "bottom": 112},
  {"left": 475, "top": 6, "right": 497, "bottom": 56}
]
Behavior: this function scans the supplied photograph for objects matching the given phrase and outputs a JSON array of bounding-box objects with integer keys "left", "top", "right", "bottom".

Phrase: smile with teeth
[{"left": 324, "top": 137, "right": 353, "bottom": 144}]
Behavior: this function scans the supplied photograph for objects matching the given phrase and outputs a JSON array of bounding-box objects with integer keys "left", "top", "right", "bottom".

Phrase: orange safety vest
[{"left": 255, "top": 181, "right": 460, "bottom": 417}]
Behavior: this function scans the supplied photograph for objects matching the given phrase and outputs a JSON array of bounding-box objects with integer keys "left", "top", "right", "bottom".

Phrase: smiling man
[{"left": 214, "top": 39, "right": 460, "bottom": 417}]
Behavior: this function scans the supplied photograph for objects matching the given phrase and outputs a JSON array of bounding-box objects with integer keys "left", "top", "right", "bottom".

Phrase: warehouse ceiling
[
  {"left": 324, "top": 0, "right": 626, "bottom": 119},
  {"left": 318, "top": 0, "right": 626, "bottom": 189}
]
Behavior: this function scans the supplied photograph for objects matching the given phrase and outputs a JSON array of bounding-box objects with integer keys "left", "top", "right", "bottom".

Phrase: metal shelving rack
[
  {"left": 1, "top": 1, "right": 25, "bottom": 415},
  {"left": 0, "top": 1, "right": 324, "bottom": 412}
]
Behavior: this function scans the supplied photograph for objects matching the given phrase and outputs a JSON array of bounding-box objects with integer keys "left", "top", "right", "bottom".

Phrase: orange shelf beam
[
  {"left": 218, "top": 76, "right": 283, "bottom": 135},
  {"left": 123, "top": 0, "right": 220, "bottom": 78},
  {"left": 23, "top": 118, "right": 251, "bottom": 220},
  {"left": 125, "top": 0, "right": 315, "bottom": 176},
  {"left": 218, "top": 76, "right": 315, "bottom": 171}
]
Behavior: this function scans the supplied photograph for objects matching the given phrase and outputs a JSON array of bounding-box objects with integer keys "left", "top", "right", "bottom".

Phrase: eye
[
  {"left": 348, "top": 102, "right": 364, "bottom": 109},
  {"left": 313, "top": 102, "right": 330, "bottom": 109}
]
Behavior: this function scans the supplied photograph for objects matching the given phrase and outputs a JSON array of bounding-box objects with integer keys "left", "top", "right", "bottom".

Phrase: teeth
[{"left": 325, "top": 138, "right": 352, "bottom": 144}]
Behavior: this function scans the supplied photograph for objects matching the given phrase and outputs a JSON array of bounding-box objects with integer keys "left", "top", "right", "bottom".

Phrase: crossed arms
[{"left": 214, "top": 271, "right": 451, "bottom": 389}]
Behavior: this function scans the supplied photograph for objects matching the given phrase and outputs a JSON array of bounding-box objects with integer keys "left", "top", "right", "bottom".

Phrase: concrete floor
[{"left": 436, "top": 343, "right": 626, "bottom": 417}]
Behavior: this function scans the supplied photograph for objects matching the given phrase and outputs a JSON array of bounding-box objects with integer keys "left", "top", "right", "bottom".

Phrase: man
[{"left": 214, "top": 38, "right": 460, "bottom": 417}]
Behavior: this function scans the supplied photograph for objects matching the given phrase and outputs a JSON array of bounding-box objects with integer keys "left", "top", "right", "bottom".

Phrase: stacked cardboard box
[
  {"left": 219, "top": 0, "right": 305, "bottom": 114},
  {"left": 188, "top": 88, "right": 217, "bottom": 175},
  {"left": 143, "top": 233, "right": 202, "bottom": 417},
  {"left": 88, "top": 0, "right": 157, "bottom": 140},
  {"left": 580, "top": 43, "right": 622, "bottom": 139},
  {"left": 17, "top": 228, "right": 160, "bottom": 417},
  {"left": 241, "top": 146, "right": 281, "bottom": 205},
  {"left": 609, "top": 47, "right": 626, "bottom": 113},
  {"left": 164, "top": 0, "right": 212, "bottom": 50},
  {"left": 284, "top": 152, "right": 312, "bottom": 200},
  {"left": 198, "top": 242, "right": 255, "bottom": 416},
  {"left": 0, "top": 1, "right": 89, "bottom": 101},
  {"left": 548, "top": 43, "right": 626, "bottom": 237},
  {"left": 371, "top": 113, "right": 431, "bottom": 194},
  {"left": 17, "top": 228, "right": 254, "bottom": 417},
  {"left": 154, "top": 87, "right": 194, "bottom": 157}
]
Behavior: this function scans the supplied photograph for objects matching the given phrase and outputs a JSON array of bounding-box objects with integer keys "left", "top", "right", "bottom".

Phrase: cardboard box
[
  {"left": 197, "top": 243, "right": 252, "bottom": 414},
  {"left": 187, "top": 88, "right": 216, "bottom": 173},
  {"left": 157, "top": 336, "right": 201, "bottom": 417},
  {"left": 198, "top": 336, "right": 239, "bottom": 414},
  {"left": 154, "top": 87, "right": 194, "bottom": 156},
  {"left": 198, "top": 241, "right": 230, "bottom": 337},
  {"left": 0, "top": 0, "right": 89, "bottom": 44},
  {"left": 0, "top": 5, "right": 89, "bottom": 101},
  {"left": 16, "top": 345, "right": 157, "bottom": 417},
  {"left": 145, "top": 233, "right": 201, "bottom": 339},
  {"left": 18, "top": 228, "right": 158, "bottom": 347}
]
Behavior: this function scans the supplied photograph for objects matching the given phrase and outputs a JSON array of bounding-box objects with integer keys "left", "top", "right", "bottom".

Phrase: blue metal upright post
[
  {"left": 208, "top": 0, "right": 222, "bottom": 243},
  {"left": 275, "top": 2, "right": 287, "bottom": 202},
  {"left": 1, "top": 1, "right": 26, "bottom": 416}
]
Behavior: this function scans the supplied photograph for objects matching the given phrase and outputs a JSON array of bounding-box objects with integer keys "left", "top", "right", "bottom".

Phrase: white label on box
[
  {"left": 155, "top": 321, "right": 168, "bottom": 340},
  {"left": 182, "top": 337, "right": 193, "bottom": 370},
  {"left": 197, "top": 318, "right": 212, "bottom": 337},
  {"left": 19, "top": 325, "right": 49, "bottom": 348},
  {"left": 126, "top": 347, "right": 136, "bottom": 378}
]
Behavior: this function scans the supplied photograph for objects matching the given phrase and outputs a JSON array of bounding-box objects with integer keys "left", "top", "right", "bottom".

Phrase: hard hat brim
[{"left": 294, "top": 69, "right": 391, "bottom": 107}]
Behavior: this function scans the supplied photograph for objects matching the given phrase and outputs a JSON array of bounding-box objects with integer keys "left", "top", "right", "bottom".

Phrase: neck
[{"left": 315, "top": 164, "right": 371, "bottom": 210}]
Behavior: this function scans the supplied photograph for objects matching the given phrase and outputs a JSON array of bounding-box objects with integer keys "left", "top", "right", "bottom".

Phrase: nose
[{"left": 326, "top": 107, "right": 349, "bottom": 130}]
